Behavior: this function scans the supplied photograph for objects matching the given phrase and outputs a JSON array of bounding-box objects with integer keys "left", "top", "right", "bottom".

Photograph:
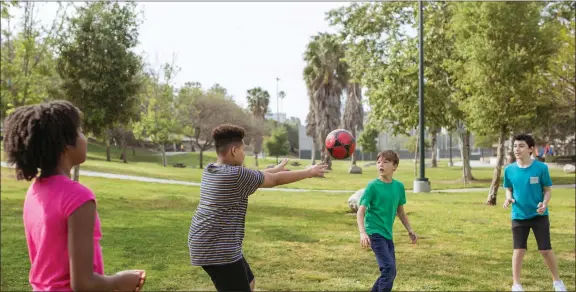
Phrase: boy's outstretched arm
[
  {"left": 259, "top": 164, "right": 327, "bottom": 188},
  {"left": 397, "top": 205, "right": 417, "bottom": 244}
]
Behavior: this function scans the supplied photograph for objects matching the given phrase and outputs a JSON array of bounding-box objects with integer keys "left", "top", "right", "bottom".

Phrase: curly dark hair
[
  {"left": 211, "top": 124, "right": 245, "bottom": 154},
  {"left": 377, "top": 150, "right": 400, "bottom": 166},
  {"left": 3, "top": 100, "right": 82, "bottom": 181}
]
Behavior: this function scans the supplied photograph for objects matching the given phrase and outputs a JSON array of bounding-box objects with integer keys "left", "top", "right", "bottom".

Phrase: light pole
[{"left": 414, "top": 0, "right": 430, "bottom": 193}]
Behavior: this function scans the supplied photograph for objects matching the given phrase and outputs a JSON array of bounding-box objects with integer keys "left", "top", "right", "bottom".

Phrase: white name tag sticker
[{"left": 530, "top": 177, "right": 539, "bottom": 184}]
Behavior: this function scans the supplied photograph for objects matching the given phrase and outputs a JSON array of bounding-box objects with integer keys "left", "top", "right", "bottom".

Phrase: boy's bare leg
[
  {"left": 250, "top": 279, "right": 255, "bottom": 291},
  {"left": 540, "top": 250, "right": 561, "bottom": 281},
  {"left": 513, "top": 249, "right": 526, "bottom": 285}
]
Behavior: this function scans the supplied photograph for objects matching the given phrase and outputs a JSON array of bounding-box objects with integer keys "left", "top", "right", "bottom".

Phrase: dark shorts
[
  {"left": 202, "top": 257, "right": 254, "bottom": 292},
  {"left": 512, "top": 215, "right": 552, "bottom": 250}
]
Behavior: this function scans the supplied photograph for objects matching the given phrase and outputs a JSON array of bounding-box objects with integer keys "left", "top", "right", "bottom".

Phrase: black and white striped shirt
[{"left": 188, "top": 163, "right": 264, "bottom": 266}]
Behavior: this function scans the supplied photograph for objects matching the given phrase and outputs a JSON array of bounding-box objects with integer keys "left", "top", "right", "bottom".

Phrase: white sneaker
[
  {"left": 512, "top": 284, "right": 524, "bottom": 292},
  {"left": 553, "top": 280, "right": 567, "bottom": 292}
]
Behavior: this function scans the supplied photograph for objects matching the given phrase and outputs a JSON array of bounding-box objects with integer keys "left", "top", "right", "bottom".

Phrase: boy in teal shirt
[
  {"left": 503, "top": 134, "right": 566, "bottom": 292},
  {"left": 357, "top": 150, "right": 417, "bottom": 292}
]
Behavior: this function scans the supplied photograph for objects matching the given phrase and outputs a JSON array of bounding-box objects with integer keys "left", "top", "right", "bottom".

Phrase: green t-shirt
[{"left": 359, "top": 178, "right": 406, "bottom": 240}]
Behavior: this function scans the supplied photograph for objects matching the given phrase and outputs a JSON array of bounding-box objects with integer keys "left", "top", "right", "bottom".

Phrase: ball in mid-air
[{"left": 325, "top": 129, "right": 356, "bottom": 160}]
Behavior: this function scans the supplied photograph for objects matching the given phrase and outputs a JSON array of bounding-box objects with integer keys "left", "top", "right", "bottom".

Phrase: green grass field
[
  {"left": 1, "top": 170, "right": 575, "bottom": 291},
  {"left": 3, "top": 142, "right": 574, "bottom": 192}
]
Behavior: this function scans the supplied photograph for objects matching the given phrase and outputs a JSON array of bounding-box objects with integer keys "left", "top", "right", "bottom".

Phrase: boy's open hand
[
  {"left": 306, "top": 163, "right": 328, "bottom": 178},
  {"left": 274, "top": 158, "right": 290, "bottom": 172},
  {"left": 360, "top": 232, "right": 371, "bottom": 248},
  {"left": 503, "top": 197, "right": 515, "bottom": 208}
]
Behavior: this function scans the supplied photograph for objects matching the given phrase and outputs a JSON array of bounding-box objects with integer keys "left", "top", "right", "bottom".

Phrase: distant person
[
  {"left": 3, "top": 100, "right": 146, "bottom": 291},
  {"left": 502, "top": 134, "right": 566, "bottom": 292},
  {"left": 356, "top": 150, "right": 417, "bottom": 292},
  {"left": 188, "top": 124, "right": 327, "bottom": 292}
]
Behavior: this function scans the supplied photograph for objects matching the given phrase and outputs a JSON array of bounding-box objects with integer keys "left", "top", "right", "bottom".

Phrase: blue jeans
[{"left": 369, "top": 233, "right": 396, "bottom": 292}]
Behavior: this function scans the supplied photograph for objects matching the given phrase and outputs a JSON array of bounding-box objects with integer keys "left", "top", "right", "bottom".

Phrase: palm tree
[
  {"left": 342, "top": 82, "right": 364, "bottom": 166},
  {"left": 246, "top": 87, "right": 270, "bottom": 166},
  {"left": 305, "top": 103, "right": 317, "bottom": 165},
  {"left": 303, "top": 33, "right": 348, "bottom": 170}
]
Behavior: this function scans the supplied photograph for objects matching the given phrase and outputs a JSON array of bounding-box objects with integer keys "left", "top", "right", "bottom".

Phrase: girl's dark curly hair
[{"left": 3, "top": 100, "right": 82, "bottom": 181}]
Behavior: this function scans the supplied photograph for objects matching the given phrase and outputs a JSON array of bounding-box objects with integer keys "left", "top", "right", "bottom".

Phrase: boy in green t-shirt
[{"left": 357, "top": 150, "right": 417, "bottom": 292}]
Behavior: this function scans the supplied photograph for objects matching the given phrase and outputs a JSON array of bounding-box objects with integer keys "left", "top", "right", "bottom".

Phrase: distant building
[{"left": 265, "top": 112, "right": 287, "bottom": 123}]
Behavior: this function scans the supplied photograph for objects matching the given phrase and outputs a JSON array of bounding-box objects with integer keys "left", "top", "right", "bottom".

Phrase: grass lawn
[
  {"left": 3, "top": 142, "right": 574, "bottom": 192},
  {"left": 2, "top": 172, "right": 574, "bottom": 291}
]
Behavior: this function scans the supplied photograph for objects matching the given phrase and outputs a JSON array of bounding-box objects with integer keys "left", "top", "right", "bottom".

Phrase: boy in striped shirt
[{"left": 188, "top": 124, "right": 327, "bottom": 292}]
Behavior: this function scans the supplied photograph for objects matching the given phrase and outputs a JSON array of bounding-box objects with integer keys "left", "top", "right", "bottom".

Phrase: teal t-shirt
[
  {"left": 503, "top": 160, "right": 553, "bottom": 220},
  {"left": 359, "top": 178, "right": 406, "bottom": 240}
]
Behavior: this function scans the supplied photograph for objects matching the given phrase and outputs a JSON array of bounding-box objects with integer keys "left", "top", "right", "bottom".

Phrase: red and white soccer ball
[{"left": 325, "top": 129, "right": 356, "bottom": 160}]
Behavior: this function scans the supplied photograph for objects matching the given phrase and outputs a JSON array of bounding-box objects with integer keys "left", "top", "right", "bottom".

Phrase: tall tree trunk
[
  {"left": 430, "top": 129, "right": 438, "bottom": 168},
  {"left": 132, "top": 146, "right": 136, "bottom": 156},
  {"left": 72, "top": 165, "right": 80, "bottom": 182},
  {"left": 486, "top": 127, "right": 507, "bottom": 205},
  {"left": 311, "top": 141, "right": 316, "bottom": 165},
  {"left": 120, "top": 136, "right": 127, "bottom": 163},
  {"left": 507, "top": 132, "right": 516, "bottom": 164},
  {"left": 350, "top": 129, "right": 358, "bottom": 166},
  {"left": 161, "top": 146, "right": 167, "bottom": 167},
  {"left": 105, "top": 136, "right": 111, "bottom": 162},
  {"left": 459, "top": 130, "right": 475, "bottom": 183},
  {"left": 321, "top": 146, "right": 332, "bottom": 169},
  {"left": 254, "top": 153, "right": 259, "bottom": 167},
  {"left": 199, "top": 149, "right": 204, "bottom": 169}
]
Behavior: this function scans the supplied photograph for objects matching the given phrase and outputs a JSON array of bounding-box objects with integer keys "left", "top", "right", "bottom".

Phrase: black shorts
[
  {"left": 512, "top": 215, "right": 552, "bottom": 250},
  {"left": 202, "top": 257, "right": 254, "bottom": 292}
]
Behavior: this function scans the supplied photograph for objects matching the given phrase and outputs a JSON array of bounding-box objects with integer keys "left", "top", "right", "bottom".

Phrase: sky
[{"left": 16, "top": 2, "right": 350, "bottom": 123}]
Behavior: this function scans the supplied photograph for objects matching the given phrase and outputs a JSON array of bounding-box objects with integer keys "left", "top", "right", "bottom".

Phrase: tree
[
  {"left": 305, "top": 103, "right": 318, "bottom": 165},
  {"left": 327, "top": 2, "right": 464, "bottom": 173},
  {"left": 474, "top": 133, "right": 501, "bottom": 158},
  {"left": 303, "top": 33, "right": 347, "bottom": 170},
  {"left": 133, "top": 61, "right": 180, "bottom": 167},
  {"left": 186, "top": 84, "right": 252, "bottom": 168},
  {"left": 358, "top": 125, "right": 379, "bottom": 153},
  {"left": 1, "top": 2, "right": 69, "bottom": 118},
  {"left": 265, "top": 126, "right": 290, "bottom": 160},
  {"left": 284, "top": 119, "right": 299, "bottom": 154},
  {"left": 175, "top": 81, "right": 203, "bottom": 151},
  {"left": 246, "top": 87, "right": 270, "bottom": 166},
  {"left": 530, "top": 2, "right": 576, "bottom": 155},
  {"left": 57, "top": 1, "right": 143, "bottom": 166},
  {"left": 449, "top": 2, "right": 559, "bottom": 205},
  {"left": 342, "top": 82, "right": 364, "bottom": 166}
]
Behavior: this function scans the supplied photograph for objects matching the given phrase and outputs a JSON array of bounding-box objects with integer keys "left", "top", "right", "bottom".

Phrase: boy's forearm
[
  {"left": 398, "top": 212, "right": 413, "bottom": 232},
  {"left": 543, "top": 188, "right": 552, "bottom": 205},
  {"left": 357, "top": 209, "right": 367, "bottom": 234},
  {"left": 272, "top": 169, "right": 311, "bottom": 186},
  {"left": 505, "top": 189, "right": 513, "bottom": 199},
  {"left": 263, "top": 168, "right": 280, "bottom": 174}
]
